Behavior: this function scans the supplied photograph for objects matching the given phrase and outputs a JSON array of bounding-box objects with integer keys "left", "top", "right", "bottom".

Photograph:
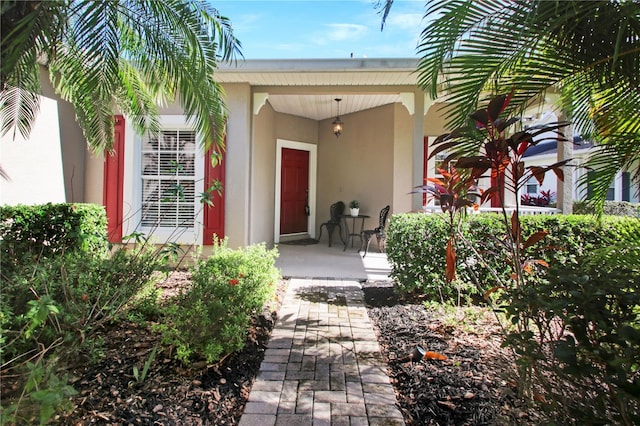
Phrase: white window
[
  {"left": 140, "top": 130, "right": 197, "bottom": 228},
  {"left": 525, "top": 177, "right": 538, "bottom": 194},
  {"left": 123, "top": 116, "right": 204, "bottom": 244}
]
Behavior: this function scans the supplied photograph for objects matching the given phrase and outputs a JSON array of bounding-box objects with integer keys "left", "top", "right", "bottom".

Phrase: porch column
[
  {"left": 412, "top": 92, "right": 426, "bottom": 211},
  {"left": 557, "top": 116, "right": 574, "bottom": 214},
  {"left": 223, "top": 83, "right": 253, "bottom": 247}
]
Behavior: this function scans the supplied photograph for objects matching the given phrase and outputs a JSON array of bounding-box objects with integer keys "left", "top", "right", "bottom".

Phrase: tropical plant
[
  {"left": 414, "top": 93, "right": 572, "bottom": 401},
  {"left": 425, "top": 93, "right": 569, "bottom": 287},
  {"left": 412, "top": 166, "right": 478, "bottom": 286},
  {"left": 1, "top": 0, "right": 241, "bottom": 155},
  {"left": 378, "top": 0, "right": 640, "bottom": 212}
]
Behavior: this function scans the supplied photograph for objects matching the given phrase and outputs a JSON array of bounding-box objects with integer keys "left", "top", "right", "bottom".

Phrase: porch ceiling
[{"left": 215, "top": 58, "right": 420, "bottom": 120}]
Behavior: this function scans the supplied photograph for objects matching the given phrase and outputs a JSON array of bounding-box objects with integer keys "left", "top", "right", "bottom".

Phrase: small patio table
[{"left": 340, "top": 214, "right": 370, "bottom": 251}]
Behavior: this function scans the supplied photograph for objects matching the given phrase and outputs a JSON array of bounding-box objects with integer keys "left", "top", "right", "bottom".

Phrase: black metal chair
[
  {"left": 317, "top": 201, "right": 345, "bottom": 247},
  {"left": 359, "top": 205, "right": 390, "bottom": 257}
]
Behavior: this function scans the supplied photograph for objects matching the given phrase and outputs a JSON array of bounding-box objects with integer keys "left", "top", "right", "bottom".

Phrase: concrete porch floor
[{"left": 274, "top": 241, "right": 393, "bottom": 282}]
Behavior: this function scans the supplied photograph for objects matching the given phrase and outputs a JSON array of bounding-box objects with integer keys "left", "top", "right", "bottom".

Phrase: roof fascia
[{"left": 215, "top": 58, "right": 419, "bottom": 73}]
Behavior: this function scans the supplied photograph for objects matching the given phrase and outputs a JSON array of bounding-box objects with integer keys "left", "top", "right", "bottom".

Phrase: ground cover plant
[{"left": 0, "top": 204, "right": 282, "bottom": 424}]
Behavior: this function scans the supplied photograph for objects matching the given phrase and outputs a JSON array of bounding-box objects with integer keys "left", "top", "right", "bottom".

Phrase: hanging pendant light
[{"left": 332, "top": 98, "right": 344, "bottom": 138}]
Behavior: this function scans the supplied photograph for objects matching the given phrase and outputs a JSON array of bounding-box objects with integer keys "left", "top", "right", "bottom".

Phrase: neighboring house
[
  {"left": 1, "top": 58, "right": 580, "bottom": 250},
  {"left": 521, "top": 112, "right": 639, "bottom": 206}
]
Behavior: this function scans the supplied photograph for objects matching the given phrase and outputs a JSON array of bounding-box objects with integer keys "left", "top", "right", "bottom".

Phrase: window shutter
[
  {"left": 203, "top": 144, "right": 225, "bottom": 245},
  {"left": 104, "top": 115, "right": 125, "bottom": 243},
  {"left": 622, "top": 172, "right": 630, "bottom": 202}
]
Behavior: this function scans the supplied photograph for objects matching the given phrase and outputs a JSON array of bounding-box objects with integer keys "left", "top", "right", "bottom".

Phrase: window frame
[
  {"left": 122, "top": 116, "right": 205, "bottom": 244},
  {"left": 525, "top": 176, "right": 538, "bottom": 195}
]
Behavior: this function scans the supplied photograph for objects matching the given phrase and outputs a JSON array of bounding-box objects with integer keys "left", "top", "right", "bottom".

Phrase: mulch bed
[
  {"left": 53, "top": 271, "right": 286, "bottom": 426},
  {"left": 362, "top": 281, "right": 540, "bottom": 425},
  {"left": 47, "top": 273, "right": 540, "bottom": 425}
]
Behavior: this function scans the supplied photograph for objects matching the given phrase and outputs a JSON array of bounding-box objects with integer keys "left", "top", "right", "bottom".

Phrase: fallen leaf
[
  {"left": 533, "top": 392, "right": 546, "bottom": 403},
  {"left": 464, "top": 392, "right": 475, "bottom": 399},
  {"left": 424, "top": 351, "right": 447, "bottom": 361},
  {"left": 437, "top": 400, "right": 457, "bottom": 410}
]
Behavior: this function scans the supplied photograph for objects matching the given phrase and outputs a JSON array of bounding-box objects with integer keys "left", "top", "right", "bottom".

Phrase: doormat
[{"left": 279, "top": 238, "right": 319, "bottom": 246}]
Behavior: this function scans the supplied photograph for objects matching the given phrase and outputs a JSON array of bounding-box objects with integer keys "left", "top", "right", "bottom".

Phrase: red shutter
[
  {"left": 103, "top": 115, "right": 125, "bottom": 243},
  {"left": 203, "top": 144, "right": 225, "bottom": 245}
]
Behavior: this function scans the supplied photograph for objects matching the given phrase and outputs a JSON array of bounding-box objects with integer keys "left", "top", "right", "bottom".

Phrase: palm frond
[
  {"left": 416, "top": 0, "right": 640, "bottom": 208},
  {"left": 2, "top": 0, "right": 240, "bottom": 154},
  {"left": 375, "top": 0, "right": 394, "bottom": 31},
  {"left": 0, "top": 85, "right": 40, "bottom": 140},
  {"left": 1, "top": 0, "right": 67, "bottom": 86}
]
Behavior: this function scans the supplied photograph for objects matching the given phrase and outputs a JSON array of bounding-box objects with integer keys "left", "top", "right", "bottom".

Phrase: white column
[
  {"left": 412, "top": 93, "right": 428, "bottom": 211},
  {"left": 557, "top": 117, "right": 574, "bottom": 214}
]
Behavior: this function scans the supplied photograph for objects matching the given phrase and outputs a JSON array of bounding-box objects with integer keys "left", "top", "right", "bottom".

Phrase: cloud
[
  {"left": 323, "top": 23, "right": 369, "bottom": 42},
  {"left": 221, "top": 12, "right": 261, "bottom": 35}
]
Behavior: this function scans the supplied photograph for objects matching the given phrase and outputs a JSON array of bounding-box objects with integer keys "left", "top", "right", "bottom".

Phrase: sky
[{"left": 213, "top": 0, "right": 426, "bottom": 59}]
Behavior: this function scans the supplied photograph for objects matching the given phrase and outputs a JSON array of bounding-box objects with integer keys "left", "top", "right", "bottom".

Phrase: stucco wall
[
  {"left": 222, "top": 83, "right": 252, "bottom": 248},
  {"left": 1, "top": 68, "right": 87, "bottom": 205},
  {"left": 46, "top": 73, "right": 88, "bottom": 203},
  {"left": 251, "top": 102, "right": 318, "bottom": 246},
  {"left": 0, "top": 94, "right": 66, "bottom": 205},
  {"left": 317, "top": 104, "right": 394, "bottom": 238},
  {"left": 423, "top": 102, "right": 449, "bottom": 136}
]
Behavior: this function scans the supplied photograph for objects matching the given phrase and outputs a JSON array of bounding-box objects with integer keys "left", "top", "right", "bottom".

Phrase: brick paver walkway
[{"left": 239, "top": 278, "right": 405, "bottom": 426}]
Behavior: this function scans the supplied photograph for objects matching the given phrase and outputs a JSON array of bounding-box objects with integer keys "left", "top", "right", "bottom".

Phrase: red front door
[{"left": 280, "top": 148, "right": 309, "bottom": 234}]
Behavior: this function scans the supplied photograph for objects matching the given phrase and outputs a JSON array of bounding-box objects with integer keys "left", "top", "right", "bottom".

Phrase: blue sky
[{"left": 214, "top": 0, "right": 426, "bottom": 59}]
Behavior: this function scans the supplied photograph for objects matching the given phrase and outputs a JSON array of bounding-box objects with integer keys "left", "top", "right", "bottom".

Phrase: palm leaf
[
  {"left": 415, "top": 0, "right": 640, "bottom": 208},
  {"left": 1, "top": 0, "right": 241, "bottom": 154},
  {"left": 0, "top": 85, "right": 40, "bottom": 140}
]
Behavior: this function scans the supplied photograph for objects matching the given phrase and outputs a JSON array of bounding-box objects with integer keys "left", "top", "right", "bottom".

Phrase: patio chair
[
  {"left": 359, "top": 205, "right": 390, "bottom": 257},
  {"left": 317, "top": 201, "right": 345, "bottom": 247}
]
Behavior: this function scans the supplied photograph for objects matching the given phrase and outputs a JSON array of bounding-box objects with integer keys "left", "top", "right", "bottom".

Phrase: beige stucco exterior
[{"left": 6, "top": 58, "right": 607, "bottom": 254}]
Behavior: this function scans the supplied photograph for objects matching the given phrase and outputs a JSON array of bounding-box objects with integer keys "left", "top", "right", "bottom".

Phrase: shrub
[
  {"left": 1, "top": 246, "right": 165, "bottom": 360},
  {"left": 0, "top": 203, "right": 109, "bottom": 276},
  {"left": 387, "top": 213, "right": 640, "bottom": 298},
  {"left": 161, "top": 239, "right": 280, "bottom": 364},
  {"left": 385, "top": 213, "right": 450, "bottom": 296},
  {"left": 505, "top": 228, "right": 640, "bottom": 424},
  {"left": 1, "top": 246, "right": 165, "bottom": 423}
]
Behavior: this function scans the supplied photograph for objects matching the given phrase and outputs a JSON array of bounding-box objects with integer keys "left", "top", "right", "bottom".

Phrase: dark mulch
[
  {"left": 52, "top": 272, "right": 286, "bottom": 426},
  {"left": 46, "top": 274, "right": 540, "bottom": 425},
  {"left": 363, "top": 281, "right": 539, "bottom": 426}
]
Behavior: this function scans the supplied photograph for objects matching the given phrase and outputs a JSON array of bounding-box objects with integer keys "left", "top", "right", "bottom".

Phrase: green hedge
[
  {"left": 0, "top": 203, "right": 109, "bottom": 275},
  {"left": 386, "top": 212, "right": 640, "bottom": 296}
]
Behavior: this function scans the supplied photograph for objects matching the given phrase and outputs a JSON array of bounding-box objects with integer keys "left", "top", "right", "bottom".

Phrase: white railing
[{"left": 422, "top": 205, "right": 561, "bottom": 215}]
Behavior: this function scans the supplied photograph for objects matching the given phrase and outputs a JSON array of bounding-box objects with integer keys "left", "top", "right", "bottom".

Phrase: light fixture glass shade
[
  {"left": 332, "top": 98, "right": 343, "bottom": 138},
  {"left": 332, "top": 117, "right": 343, "bottom": 138}
]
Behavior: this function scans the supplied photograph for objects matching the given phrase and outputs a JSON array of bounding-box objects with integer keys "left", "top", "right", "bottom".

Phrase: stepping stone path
[{"left": 239, "top": 278, "right": 405, "bottom": 426}]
